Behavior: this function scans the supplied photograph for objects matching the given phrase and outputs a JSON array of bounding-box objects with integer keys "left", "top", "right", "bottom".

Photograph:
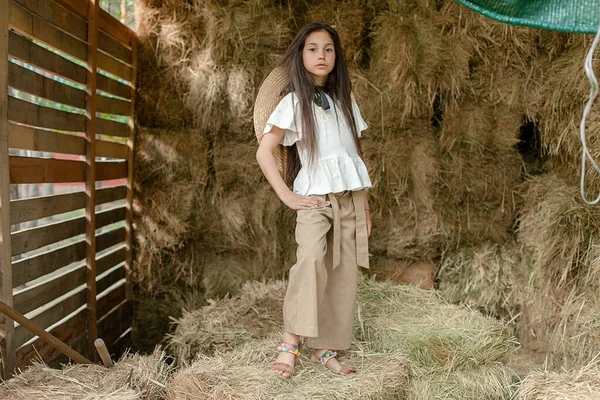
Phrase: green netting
[{"left": 455, "top": 0, "right": 600, "bottom": 34}]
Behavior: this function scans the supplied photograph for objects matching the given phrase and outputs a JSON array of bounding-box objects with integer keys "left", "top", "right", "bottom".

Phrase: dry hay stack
[
  {"left": 361, "top": 121, "right": 440, "bottom": 264},
  {"left": 363, "top": 0, "right": 472, "bottom": 127},
  {"left": 356, "top": 279, "right": 516, "bottom": 399},
  {"left": 168, "top": 280, "right": 286, "bottom": 365},
  {"left": 437, "top": 242, "right": 524, "bottom": 321},
  {"left": 516, "top": 362, "right": 600, "bottom": 399},
  {"left": 0, "top": 350, "right": 172, "bottom": 400},
  {"left": 516, "top": 174, "right": 600, "bottom": 368},
  {"left": 436, "top": 100, "right": 524, "bottom": 249},
  {"left": 164, "top": 336, "right": 409, "bottom": 400}
]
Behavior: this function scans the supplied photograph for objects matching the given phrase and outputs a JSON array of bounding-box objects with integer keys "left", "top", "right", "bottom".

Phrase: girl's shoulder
[{"left": 274, "top": 92, "right": 300, "bottom": 113}]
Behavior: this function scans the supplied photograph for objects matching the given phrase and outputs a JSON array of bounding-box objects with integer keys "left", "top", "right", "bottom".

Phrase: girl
[{"left": 255, "top": 23, "right": 372, "bottom": 379}]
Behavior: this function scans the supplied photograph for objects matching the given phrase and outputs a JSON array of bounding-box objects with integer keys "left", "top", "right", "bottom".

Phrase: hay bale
[
  {"left": 0, "top": 350, "right": 172, "bottom": 400},
  {"left": 436, "top": 99, "right": 524, "bottom": 249},
  {"left": 356, "top": 279, "right": 515, "bottom": 374},
  {"left": 517, "top": 362, "right": 600, "bottom": 399},
  {"left": 168, "top": 280, "right": 286, "bottom": 365},
  {"left": 437, "top": 242, "right": 524, "bottom": 320},
  {"left": 164, "top": 336, "right": 410, "bottom": 400},
  {"left": 516, "top": 174, "right": 600, "bottom": 368}
]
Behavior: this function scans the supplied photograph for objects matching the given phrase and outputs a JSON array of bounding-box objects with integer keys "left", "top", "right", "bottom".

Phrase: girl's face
[{"left": 302, "top": 30, "right": 335, "bottom": 85}]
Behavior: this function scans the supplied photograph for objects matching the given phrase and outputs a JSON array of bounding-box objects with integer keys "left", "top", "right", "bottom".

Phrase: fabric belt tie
[{"left": 327, "top": 190, "right": 370, "bottom": 270}]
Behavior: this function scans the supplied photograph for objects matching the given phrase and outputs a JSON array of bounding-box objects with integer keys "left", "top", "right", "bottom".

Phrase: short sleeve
[
  {"left": 352, "top": 99, "right": 368, "bottom": 137},
  {"left": 264, "top": 93, "right": 302, "bottom": 146}
]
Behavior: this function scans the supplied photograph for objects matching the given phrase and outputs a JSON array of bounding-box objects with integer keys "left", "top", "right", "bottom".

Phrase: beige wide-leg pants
[{"left": 283, "top": 190, "right": 369, "bottom": 350}]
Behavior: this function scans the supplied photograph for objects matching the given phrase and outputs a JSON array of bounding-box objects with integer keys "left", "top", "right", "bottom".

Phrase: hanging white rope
[{"left": 580, "top": 25, "right": 600, "bottom": 205}]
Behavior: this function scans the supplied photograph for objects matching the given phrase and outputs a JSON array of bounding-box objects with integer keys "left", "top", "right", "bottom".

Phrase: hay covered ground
[
  {"left": 166, "top": 279, "right": 516, "bottom": 399},
  {"left": 133, "top": 0, "right": 600, "bottom": 391}
]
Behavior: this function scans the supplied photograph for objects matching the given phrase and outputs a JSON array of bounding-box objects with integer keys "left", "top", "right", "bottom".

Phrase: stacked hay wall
[{"left": 133, "top": 0, "right": 600, "bottom": 373}]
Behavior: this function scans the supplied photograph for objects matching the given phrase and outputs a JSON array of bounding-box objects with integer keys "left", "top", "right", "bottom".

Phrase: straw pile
[
  {"left": 517, "top": 361, "right": 600, "bottom": 400},
  {"left": 356, "top": 278, "right": 516, "bottom": 399},
  {"left": 167, "top": 279, "right": 516, "bottom": 399},
  {"left": 165, "top": 337, "right": 410, "bottom": 400},
  {"left": 0, "top": 349, "right": 172, "bottom": 400}
]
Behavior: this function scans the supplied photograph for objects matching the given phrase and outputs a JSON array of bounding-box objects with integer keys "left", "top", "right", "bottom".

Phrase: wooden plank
[
  {"left": 14, "top": 288, "right": 86, "bottom": 347},
  {"left": 97, "top": 279, "right": 126, "bottom": 320},
  {"left": 96, "top": 94, "right": 129, "bottom": 116},
  {"left": 9, "top": 156, "right": 126, "bottom": 183},
  {"left": 99, "top": 8, "right": 133, "bottom": 47},
  {"left": 10, "top": 185, "right": 126, "bottom": 225},
  {"left": 8, "top": 30, "right": 87, "bottom": 85},
  {"left": 11, "top": 206, "right": 125, "bottom": 256},
  {"left": 96, "top": 245, "right": 125, "bottom": 276},
  {"left": 12, "top": 0, "right": 87, "bottom": 41},
  {"left": 96, "top": 116, "right": 129, "bottom": 137},
  {"left": 98, "top": 31, "right": 130, "bottom": 65},
  {"left": 86, "top": 0, "right": 99, "bottom": 355},
  {"left": 97, "top": 52, "right": 130, "bottom": 82},
  {"left": 0, "top": 0, "right": 17, "bottom": 377},
  {"left": 16, "top": 311, "right": 87, "bottom": 368},
  {"left": 97, "top": 139, "right": 127, "bottom": 159},
  {"left": 96, "top": 265, "right": 125, "bottom": 296},
  {"left": 11, "top": 216, "right": 84, "bottom": 256},
  {"left": 124, "top": 39, "right": 136, "bottom": 303},
  {"left": 9, "top": 0, "right": 87, "bottom": 61},
  {"left": 53, "top": 0, "right": 86, "bottom": 20},
  {"left": 8, "top": 123, "right": 84, "bottom": 155},
  {"left": 12, "top": 240, "right": 85, "bottom": 288},
  {"left": 97, "top": 73, "right": 130, "bottom": 100},
  {"left": 12, "top": 227, "right": 123, "bottom": 288},
  {"left": 97, "top": 300, "right": 131, "bottom": 353},
  {"left": 13, "top": 264, "right": 85, "bottom": 315},
  {"left": 8, "top": 62, "right": 85, "bottom": 109},
  {"left": 96, "top": 226, "right": 125, "bottom": 252},
  {"left": 8, "top": 97, "right": 86, "bottom": 132}
]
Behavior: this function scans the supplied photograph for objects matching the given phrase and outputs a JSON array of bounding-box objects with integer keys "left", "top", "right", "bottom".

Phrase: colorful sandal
[
  {"left": 273, "top": 343, "right": 301, "bottom": 379},
  {"left": 315, "top": 350, "right": 355, "bottom": 375}
]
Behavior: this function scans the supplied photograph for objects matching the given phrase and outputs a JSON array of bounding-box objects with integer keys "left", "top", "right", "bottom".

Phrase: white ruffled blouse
[{"left": 264, "top": 92, "right": 372, "bottom": 196}]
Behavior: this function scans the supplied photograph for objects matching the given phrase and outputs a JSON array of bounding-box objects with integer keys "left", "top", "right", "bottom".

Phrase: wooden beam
[
  {"left": 125, "top": 39, "right": 136, "bottom": 303},
  {"left": 98, "top": 31, "right": 131, "bottom": 65},
  {"left": 12, "top": 0, "right": 87, "bottom": 42},
  {"left": 8, "top": 0, "right": 87, "bottom": 61},
  {"left": 96, "top": 245, "right": 125, "bottom": 276},
  {"left": 13, "top": 240, "right": 85, "bottom": 288},
  {"left": 0, "top": 0, "right": 17, "bottom": 378},
  {"left": 14, "top": 288, "right": 86, "bottom": 347},
  {"left": 9, "top": 156, "right": 126, "bottom": 183},
  {"left": 97, "top": 299, "right": 131, "bottom": 353},
  {"left": 8, "top": 124, "right": 85, "bottom": 155},
  {"left": 96, "top": 265, "right": 125, "bottom": 296},
  {"left": 8, "top": 30, "right": 86, "bottom": 85},
  {"left": 99, "top": 8, "right": 133, "bottom": 47},
  {"left": 97, "top": 279, "right": 125, "bottom": 320},
  {"left": 8, "top": 97, "right": 86, "bottom": 133},
  {"left": 96, "top": 94, "right": 130, "bottom": 116},
  {"left": 10, "top": 185, "right": 126, "bottom": 225},
  {"left": 97, "top": 52, "right": 130, "bottom": 82},
  {"left": 96, "top": 116, "right": 129, "bottom": 137},
  {"left": 12, "top": 227, "right": 125, "bottom": 288},
  {"left": 97, "top": 73, "right": 130, "bottom": 100},
  {"left": 97, "top": 138, "right": 127, "bottom": 159},
  {"left": 14, "top": 264, "right": 85, "bottom": 315},
  {"left": 85, "top": 0, "right": 99, "bottom": 359},
  {"left": 8, "top": 62, "right": 86, "bottom": 110},
  {"left": 10, "top": 206, "right": 124, "bottom": 257}
]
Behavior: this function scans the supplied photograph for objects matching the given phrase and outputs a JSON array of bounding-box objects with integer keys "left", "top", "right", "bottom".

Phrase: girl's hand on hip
[{"left": 280, "top": 191, "right": 322, "bottom": 211}]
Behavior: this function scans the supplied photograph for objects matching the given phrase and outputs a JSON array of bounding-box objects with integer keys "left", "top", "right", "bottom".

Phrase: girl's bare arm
[{"left": 256, "top": 126, "right": 321, "bottom": 210}]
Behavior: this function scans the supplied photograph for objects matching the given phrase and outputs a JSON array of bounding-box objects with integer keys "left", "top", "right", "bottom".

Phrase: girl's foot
[
  {"left": 312, "top": 349, "right": 355, "bottom": 375},
  {"left": 273, "top": 332, "right": 301, "bottom": 379}
]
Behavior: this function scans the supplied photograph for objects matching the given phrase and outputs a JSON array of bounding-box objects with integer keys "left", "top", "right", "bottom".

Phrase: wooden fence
[{"left": 0, "top": 0, "right": 136, "bottom": 377}]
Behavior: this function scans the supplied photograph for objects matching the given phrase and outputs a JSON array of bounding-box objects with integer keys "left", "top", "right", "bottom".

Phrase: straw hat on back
[{"left": 253, "top": 66, "right": 290, "bottom": 175}]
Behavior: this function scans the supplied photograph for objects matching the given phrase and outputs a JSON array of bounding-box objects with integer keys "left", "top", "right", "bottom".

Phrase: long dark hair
[{"left": 275, "top": 23, "right": 363, "bottom": 185}]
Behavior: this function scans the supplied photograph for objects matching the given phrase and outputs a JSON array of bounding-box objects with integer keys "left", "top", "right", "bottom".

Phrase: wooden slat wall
[{"left": 0, "top": 0, "right": 136, "bottom": 375}]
